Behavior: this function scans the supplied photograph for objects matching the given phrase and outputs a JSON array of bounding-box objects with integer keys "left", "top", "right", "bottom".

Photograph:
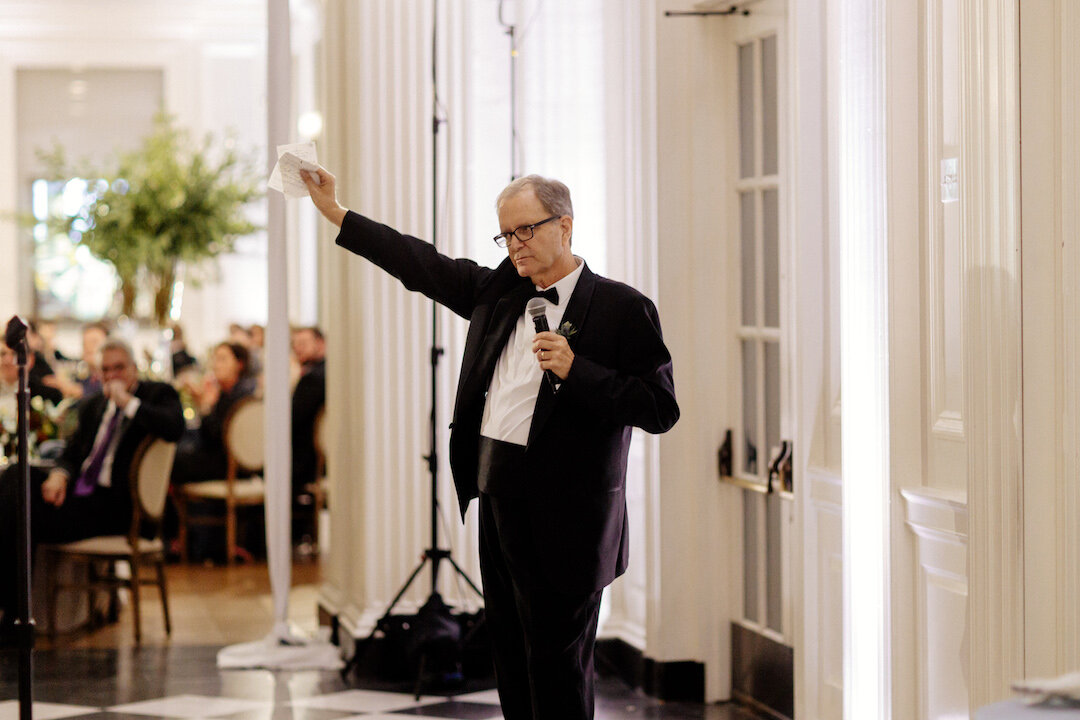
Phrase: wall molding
[
  {"left": 902, "top": 488, "right": 970, "bottom": 720},
  {"left": 595, "top": 638, "right": 706, "bottom": 703}
]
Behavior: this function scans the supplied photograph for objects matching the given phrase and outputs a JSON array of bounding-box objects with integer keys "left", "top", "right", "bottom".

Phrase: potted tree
[{"left": 39, "top": 111, "right": 263, "bottom": 325}]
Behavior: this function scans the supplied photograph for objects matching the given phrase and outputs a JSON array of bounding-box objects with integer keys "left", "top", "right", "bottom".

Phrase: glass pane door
[{"left": 735, "top": 31, "right": 785, "bottom": 636}]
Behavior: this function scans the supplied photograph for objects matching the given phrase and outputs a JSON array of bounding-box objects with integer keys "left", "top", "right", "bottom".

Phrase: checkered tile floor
[
  {"left": 0, "top": 646, "right": 740, "bottom": 719},
  {"left": 0, "top": 690, "right": 505, "bottom": 720}
]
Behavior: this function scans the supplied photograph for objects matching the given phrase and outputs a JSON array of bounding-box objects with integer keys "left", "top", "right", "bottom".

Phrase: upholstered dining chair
[
  {"left": 175, "top": 396, "right": 265, "bottom": 565},
  {"left": 43, "top": 437, "right": 177, "bottom": 645}
]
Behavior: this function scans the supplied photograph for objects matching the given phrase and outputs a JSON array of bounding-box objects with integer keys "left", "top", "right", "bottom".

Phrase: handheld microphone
[{"left": 525, "top": 298, "right": 558, "bottom": 390}]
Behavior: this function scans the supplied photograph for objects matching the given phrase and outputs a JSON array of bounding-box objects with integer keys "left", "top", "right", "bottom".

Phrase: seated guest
[
  {"left": 43, "top": 321, "right": 109, "bottom": 400},
  {"left": 249, "top": 324, "right": 265, "bottom": 352},
  {"left": 291, "top": 327, "right": 326, "bottom": 506},
  {"left": 227, "top": 322, "right": 263, "bottom": 379},
  {"left": 170, "top": 342, "right": 257, "bottom": 485},
  {"left": 1, "top": 344, "right": 63, "bottom": 407},
  {"left": 30, "top": 318, "right": 71, "bottom": 365},
  {"left": 0, "top": 339, "right": 185, "bottom": 630},
  {"left": 25, "top": 319, "right": 61, "bottom": 397},
  {"left": 168, "top": 323, "right": 198, "bottom": 378}
]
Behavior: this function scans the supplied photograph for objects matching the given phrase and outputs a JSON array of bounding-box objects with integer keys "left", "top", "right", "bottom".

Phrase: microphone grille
[{"left": 525, "top": 297, "right": 547, "bottom": 319}]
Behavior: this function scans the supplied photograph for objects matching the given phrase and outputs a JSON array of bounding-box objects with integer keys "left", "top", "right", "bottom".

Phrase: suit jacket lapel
[
  {"left": 462, "top": 282, "right": 534, "bottom": 405},
  {"left": 526, "top": 263, "right": 596, "bottom": 449}
]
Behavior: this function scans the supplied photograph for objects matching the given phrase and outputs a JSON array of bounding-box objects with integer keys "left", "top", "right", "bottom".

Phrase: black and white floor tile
[{"left": 0, "top": 646, "right": 748, "bottom": 719}]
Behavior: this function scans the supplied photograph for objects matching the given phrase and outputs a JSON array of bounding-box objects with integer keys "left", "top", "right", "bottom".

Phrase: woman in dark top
[{"left": 170, "top": 342, "right": 257, "bottom": 484}]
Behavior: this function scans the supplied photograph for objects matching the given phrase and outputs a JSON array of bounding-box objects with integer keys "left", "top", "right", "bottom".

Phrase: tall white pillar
[{"left": 837, "top": 0, "right": 891, "bottom": 717}]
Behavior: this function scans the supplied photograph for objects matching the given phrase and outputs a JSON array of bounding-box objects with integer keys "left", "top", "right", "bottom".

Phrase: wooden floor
[{"left": 36, "top": 559, "right": 323, "bottom": 649}]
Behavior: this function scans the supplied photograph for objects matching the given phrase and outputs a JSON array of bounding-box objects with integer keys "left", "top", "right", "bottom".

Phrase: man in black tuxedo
[
  {"left": 303, "top": 169, "right": 679, "bottom": 719},
  {"left": 0, "top": 338, "right": 185, "bottom": 625}
]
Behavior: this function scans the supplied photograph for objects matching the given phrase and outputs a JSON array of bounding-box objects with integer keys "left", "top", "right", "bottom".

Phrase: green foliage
[{"left": 37, "top": 111, "right": 263, "bottom": 323}]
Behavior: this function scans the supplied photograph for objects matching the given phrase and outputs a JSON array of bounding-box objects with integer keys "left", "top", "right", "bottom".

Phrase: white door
[{"left": 721, "top": 8, "right": 795, "bottom": 717}]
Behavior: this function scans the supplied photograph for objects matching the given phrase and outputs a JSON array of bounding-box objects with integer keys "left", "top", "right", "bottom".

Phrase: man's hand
[
  {"left": 533, "top": 331, "right": 574, "bottom": 380},
  {"left": 41, "top": 469, "right": 68, "bottom": 507},
  {"left": 104, "top": 379, "right": 134, "bottom": 409},
  {"left": 302, "top": 168, "right": 348, "bottom": 228},
  {"left": 43, "top": 374, "right": 84, "bottom": 399}
]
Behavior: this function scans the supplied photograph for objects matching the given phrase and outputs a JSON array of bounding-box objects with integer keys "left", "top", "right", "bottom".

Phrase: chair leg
[
  {"left": 176, "top": 495, "right": 189, "bottom": 564},
  {"left": 226, "top": 502, "right": 237, "bottom": 566},
  {"left": 156, "top": 559, "right": 171, "bottom": 635},
  {"left": 46, "top": 551, "right": 59, "bottom": 641},
  {"left": 129, "top": 559, "right": 142, "bottom": 646},
  {"left": 87, "top": 561, "right": 101, "bottom": 627}
]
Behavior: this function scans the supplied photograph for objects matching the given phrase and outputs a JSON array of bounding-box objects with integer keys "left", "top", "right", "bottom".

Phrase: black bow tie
[{"left": 531, "top": 287, "right": 559, "bottom": 305}]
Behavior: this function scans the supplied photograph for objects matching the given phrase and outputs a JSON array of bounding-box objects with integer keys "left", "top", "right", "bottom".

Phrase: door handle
[{"left": 767, "top": 440, "right": 793, "bottom": 495}]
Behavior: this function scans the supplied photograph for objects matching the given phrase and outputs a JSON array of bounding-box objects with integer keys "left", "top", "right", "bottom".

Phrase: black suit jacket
[
  {"left": 58, "top": 380, "right": 185, "bottom": 519},
  {"left": 292, "top": 359, "right": 326, "bottom": 494},
  {"left": 337, "top": 211, "right": 679, "bottom": 592}
]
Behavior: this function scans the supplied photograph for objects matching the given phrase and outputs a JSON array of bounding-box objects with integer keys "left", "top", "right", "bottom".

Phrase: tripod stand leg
[
  {"left": 445, "top": 554, "right": 484, "bottom": 599},
  {"left": 340, "top": 555, "right": 430, "bottom": 678}
]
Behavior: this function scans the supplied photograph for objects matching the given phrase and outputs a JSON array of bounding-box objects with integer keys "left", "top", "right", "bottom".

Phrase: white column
[
  {"left": 1062, "top": 0, "right": 1080, "bottom": 673},
  {"left": 837, "top": 0, "right": 891, "bottom": 718},
  {"left": 960, "top": 0, "right": 1023, "bottom": 707},
  {"left": 650, "top": 0, "right": 740, "bottom": 702},
  {"left": 1019, "top": 0, "right": 1080, "bottom": 680},
  {"left": 265, "top": 0, "right": 292, "bottom": 630}
]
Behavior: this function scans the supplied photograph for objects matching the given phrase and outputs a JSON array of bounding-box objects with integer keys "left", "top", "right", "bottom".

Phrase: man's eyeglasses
[{"left": 493, "top": 215, "right": 559, "bottom": 248}]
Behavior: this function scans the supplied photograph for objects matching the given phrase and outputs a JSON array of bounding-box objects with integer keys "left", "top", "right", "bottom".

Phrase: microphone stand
[
  {"left": 6, "top": 315, "right": 34, "bottom": 720},
  {"left": 342, "top": 0, "right": 483, "bottom": 687}
]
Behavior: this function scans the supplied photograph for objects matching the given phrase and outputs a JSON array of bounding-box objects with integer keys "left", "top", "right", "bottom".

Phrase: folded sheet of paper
[{"left": 269, "top": 142, "right": 321, "bottom": 198}]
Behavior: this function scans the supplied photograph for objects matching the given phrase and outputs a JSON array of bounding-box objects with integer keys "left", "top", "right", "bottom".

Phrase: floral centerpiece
[
  {"left": 37, "top": 111, "right": 263, "bottom": 325},
  {"left": 0, "top": 396, "right": 74, "bottom": 461}
]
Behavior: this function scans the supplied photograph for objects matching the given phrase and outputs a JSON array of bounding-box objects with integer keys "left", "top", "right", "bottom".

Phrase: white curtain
[{"left": 321, "top": 0, "right": 656, "bottom": 646}]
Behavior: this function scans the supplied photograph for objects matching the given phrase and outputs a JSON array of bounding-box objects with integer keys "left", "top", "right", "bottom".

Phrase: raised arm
[{"left": 302, "top": 166, "right": 495, "bottom": 319}]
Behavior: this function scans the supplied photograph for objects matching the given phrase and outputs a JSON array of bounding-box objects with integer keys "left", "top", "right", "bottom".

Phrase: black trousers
[
  {"left": 0, "top": 465, "right": 127, "bottom": 615},
  {"left": 477, "top": 437, "right": 603, "bottom": 720}
]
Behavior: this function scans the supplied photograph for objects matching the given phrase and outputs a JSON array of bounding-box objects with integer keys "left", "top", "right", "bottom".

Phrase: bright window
[{"left": 31, "top": 178, "right": 119, "bottom": 320}]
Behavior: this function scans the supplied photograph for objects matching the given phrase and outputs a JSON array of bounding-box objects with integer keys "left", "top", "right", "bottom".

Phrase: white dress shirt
[
  {"left": 80, "top": 389, "right": 141, "bottom": 487},
  {"left": 480, "top": 258, "right": 584, "bottom": 446}
]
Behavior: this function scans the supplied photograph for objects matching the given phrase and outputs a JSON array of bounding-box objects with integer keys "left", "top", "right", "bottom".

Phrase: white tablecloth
[{"left": 977, "top": 700, "right": 1080, "bottom": 718}]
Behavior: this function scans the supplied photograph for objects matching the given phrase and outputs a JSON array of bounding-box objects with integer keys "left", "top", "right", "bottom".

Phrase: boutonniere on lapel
[{"left": 556, "top": 321, "right": 578, "bottom": 341}]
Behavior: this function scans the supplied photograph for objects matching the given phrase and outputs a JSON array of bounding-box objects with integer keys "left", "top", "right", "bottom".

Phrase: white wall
[{"left": 0, "top": 0, "right": 269, "bottom": 359}]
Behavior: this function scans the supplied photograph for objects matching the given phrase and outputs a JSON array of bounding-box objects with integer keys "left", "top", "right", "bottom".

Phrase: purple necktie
[{"left": 73, "top": 409, "right": 123, "bottom": 497}]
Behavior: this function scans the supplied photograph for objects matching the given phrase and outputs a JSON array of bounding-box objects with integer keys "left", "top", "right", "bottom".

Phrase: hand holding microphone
[{"left": 527, "top": 297, "right": 573, "bottom": 389}]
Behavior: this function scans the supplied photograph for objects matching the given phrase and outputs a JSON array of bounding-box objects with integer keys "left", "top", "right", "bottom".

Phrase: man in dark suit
[
  {"left": 0, "top": 338, "right": 185, "bottom": 626},
  {"left": 291, "top": 326, "right": 326, "bottom": 504},
  {"left": 303, "top": 169, "right": 679, "bottom": 720}
]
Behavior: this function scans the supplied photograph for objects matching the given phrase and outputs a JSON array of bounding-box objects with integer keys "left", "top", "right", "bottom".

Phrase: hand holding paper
[{"left": 269, "top": 142, "right": 322, "bottom": 198}]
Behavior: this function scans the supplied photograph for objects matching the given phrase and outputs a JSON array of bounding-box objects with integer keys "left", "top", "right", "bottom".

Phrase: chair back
[
  {"left": 127, "top": 437, "right": 177, "bottom": 542},
  {"left": 135, "top": 438, "right": 178, "bottom": 520},
  {"left": 224, "top": 396, "right": 264, "bottom": 472}
]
